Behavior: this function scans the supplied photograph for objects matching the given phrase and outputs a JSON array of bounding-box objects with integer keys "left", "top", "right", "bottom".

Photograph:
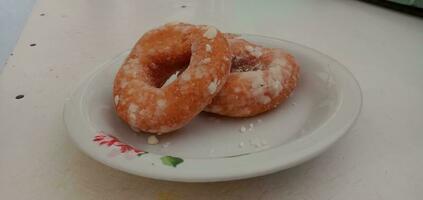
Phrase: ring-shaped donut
[
  {"left": 205, "top": 34, "right": 300, "bottom": 117},
  {"left": 113, "top": 23, "right": 231, "bottom": 134}
]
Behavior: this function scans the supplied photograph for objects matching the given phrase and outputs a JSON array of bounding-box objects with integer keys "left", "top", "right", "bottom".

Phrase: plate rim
[{"left": 64, "top": 34, "right": 362, "bottom": 182}]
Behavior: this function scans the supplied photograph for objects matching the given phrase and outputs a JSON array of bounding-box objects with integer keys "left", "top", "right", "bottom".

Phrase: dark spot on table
[
  {"left": 15, "top": 95, "right": 24, "bottom": 99},
  {"left": 10, "top": 53, "right": 13, "bottom": 56},
  {"left": 40, "top": 13, "right": 45, "bottom": 16},
  {"left": 30, "top": 43, "right": 36, "bottom": 47},
  {"left": 181, "top": 5, "right": 187, "bottom": 8}
]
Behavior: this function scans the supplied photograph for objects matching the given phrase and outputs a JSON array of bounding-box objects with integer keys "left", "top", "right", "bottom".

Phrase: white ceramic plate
[{"left": 64, "top": 34, "right": 362, "bottom": 182}]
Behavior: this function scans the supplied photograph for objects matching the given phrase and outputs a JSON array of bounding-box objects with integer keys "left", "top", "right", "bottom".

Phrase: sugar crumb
[
  {"left": 201, "top": 58, "right": 211, "bottom": 64},
  {"left": 157, "top": 99, "right": 167, "bottom": 110},
  {"left": 240, "top": 126, "right": 247, "bottom": 133},
  {"left": 258, "top": 95, "right": 271, "bottom": 104},
  {"left": 248, "top": 123, "right": 254, "bottom": 131},
  {"left": 203, "top": 26, "right": 217, "bottom": 39},
  {"left": 208, "top": 79, "right": 218, "bottom": 94},
  {"left": 114, "top": 95, "right": 119, "bottom": 105},
  {"left": 249, "top": 138, "right": 262, "bottom": 148},
  {"left": 245, "top": 45, "right": 263, "bottom": 57},
  {"left": 162, "top": 142, "right": 170, "bottom": 148},
  {"left": 239, "top": 142, "right": 245, "bottom": 148},
  {"left": 162, "top": 71, "right": 179, "bottom": 87},
  {"left": 147, "top": 135, "right": 159, "bottom": 145},
  {"left": 205, "top": 44, "right": 212, "bottom": 52}
]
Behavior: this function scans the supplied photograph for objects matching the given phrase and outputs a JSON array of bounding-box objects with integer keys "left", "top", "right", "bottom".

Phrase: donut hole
[
  {"left": 146, "top": 53, "right": 191, "bottom": 88},
  {"left": 231, "top": 58, "right": 264, "bottom": 73},
  {"left": 147, "top": 38, "right": 208, "bottom": 88},
  {"left": 136, "top": 25, "right": 194, "bottom": 88},
  {"left": 148, "top": 63, "right": 189, "bottom": 88},
  {"left": 231, "top": 50, "right": 273, "bottom": 73}
]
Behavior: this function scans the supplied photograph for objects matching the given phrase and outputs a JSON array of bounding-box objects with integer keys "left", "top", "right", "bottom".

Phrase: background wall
[{"left": 0, "top": 0, "right": 36, "bottom": 70}]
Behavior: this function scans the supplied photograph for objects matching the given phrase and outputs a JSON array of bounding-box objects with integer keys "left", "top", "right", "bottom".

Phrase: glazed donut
[
  {"left": 204, "top": 34, "right": 300, "bottom": 117},
  {"left": 113, "top": 23, "right": 231, "bottom": 134}
]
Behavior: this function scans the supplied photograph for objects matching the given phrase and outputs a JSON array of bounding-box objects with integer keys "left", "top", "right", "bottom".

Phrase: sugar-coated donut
[
  {"left": 205, "top": 34, "right": 300, "bottom": 117},
  {"left": 113, "top": 23, "right": 231, "bottom": 134}
]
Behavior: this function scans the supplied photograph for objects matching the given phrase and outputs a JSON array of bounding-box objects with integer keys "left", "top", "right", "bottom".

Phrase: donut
[
  {"left": 204, "top": 34, "right": 300, "bottom": 117},
  {"left": 113, "top": 23, "right": 231, "bottom": 134}
]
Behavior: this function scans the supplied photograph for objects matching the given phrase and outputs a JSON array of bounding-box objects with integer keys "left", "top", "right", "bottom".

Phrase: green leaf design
[{"left": 160, "top": 156, "right": 184, "bottom": 167}]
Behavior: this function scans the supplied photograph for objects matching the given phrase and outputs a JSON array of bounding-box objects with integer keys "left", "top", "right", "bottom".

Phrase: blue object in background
[{"left": 0, "top": 0, "right": 36, "bottom": 70}]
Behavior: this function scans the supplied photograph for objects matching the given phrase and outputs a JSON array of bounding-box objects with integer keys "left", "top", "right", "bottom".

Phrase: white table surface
[{"left": 1, "top": 0, "right": 422, "bottom": 199}]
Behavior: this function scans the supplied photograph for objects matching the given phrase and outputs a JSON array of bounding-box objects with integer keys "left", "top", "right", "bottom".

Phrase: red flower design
[{"left": 93, "top": 132, "right": 147, "bottom": 156}]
